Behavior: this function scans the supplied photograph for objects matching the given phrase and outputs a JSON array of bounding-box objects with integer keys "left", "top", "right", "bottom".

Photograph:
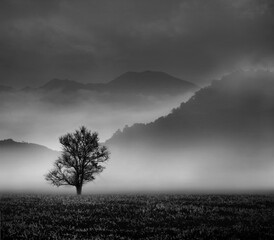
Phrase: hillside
[
  {"left": 107, "top": 70, "right": 274, "bottom": 147},
  {"left": 102, "top": 70, "right": 274, "bottom": 192},
  {"left": 0, "top": 139, "right": 56, "bottom": 151},
  {"left": 0, "top": 139, "right": 59, "bottom": 192},
  {"left": 105, "top": 71, "right": 198, "bottom": 94},
  {"left": 0, "top": 71, "right": 197, "bottom": 153},
  {"left": 40, "top": 79, "right": 85, "bottom": 92}
]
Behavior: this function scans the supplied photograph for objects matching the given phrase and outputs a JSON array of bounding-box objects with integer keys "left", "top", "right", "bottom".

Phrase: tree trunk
[{"left": 76, "top": 185, "right": 82, "bottom": 195}]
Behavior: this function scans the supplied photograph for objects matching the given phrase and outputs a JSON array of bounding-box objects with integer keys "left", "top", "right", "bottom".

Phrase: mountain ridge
[
  {"left": 37, "top": 71, "right": 199, "bottom": 95},
  {"left": 0, "top": 139, "right": 60, "bottom": 192},
  {"left": 0, "top": 138, "right": 58, "bottom": 153},
  {"left": 40, "top": 79, "right": 85, "bottom": 92},
  {"left": 105, "top": 71, "right": 197, "bottom": 94},
  {"left": 106, "top": 70, "right": 274, "bottom": 147}
]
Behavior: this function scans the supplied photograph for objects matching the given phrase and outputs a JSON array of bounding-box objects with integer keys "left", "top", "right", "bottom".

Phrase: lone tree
[{"left": 45, "top": 126, "right": 109, "bottom": 195}]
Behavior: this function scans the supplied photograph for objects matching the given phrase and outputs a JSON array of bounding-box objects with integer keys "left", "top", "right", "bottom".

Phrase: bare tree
[{"left": 45, "top": 126, "right": 109, "bottom": 195}]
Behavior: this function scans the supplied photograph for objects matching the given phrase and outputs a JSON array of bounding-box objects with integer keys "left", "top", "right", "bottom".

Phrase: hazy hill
[
  {"left": 39, "top": 71, "right": 198, "bottom": 96},
  {"left": 105, "top": 71, "right": 198, "bottom": 94},
  {"left": 0, "top": 139, "right": 57, "bottom": 154},
  {"left": 0, "top": 139, "right": 59, "bottom": 192},
  {"left": 40, "top": 78, "right": 85, "bottom": 92},
  {"left": 104, "top": 70, "right": 274, "bottom": 192},
  {"left": 107, "top": 70, "right": 274, "bottom": 147},
  {"left": 0, "top": 71, "right": 197, "bottom": 152}
]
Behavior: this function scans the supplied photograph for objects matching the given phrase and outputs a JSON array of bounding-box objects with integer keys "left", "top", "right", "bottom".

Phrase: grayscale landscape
[{"left": 1, "top": 0, "right": 274, "bottom": 239}]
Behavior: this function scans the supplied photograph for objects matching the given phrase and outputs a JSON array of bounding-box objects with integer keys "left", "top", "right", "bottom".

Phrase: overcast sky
[{"left": 1, "top": 0, "right": 274, "bottom": 87}]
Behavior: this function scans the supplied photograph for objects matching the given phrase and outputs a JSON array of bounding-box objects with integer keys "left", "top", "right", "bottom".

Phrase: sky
[{"left": 1, "top": 0, "right": 274, "bottom": 88}]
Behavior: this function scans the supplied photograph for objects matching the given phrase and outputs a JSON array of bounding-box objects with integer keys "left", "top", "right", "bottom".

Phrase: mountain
[
  {"left": 105, "top": 71, "right": 198, "bottom": 94},
  {"left": 21, "top": 86, "right": 36, "bottom": 92},
  {"left": 0, "top": 139, "right": 57, "bottom": 154},
  {"left": 107, "top": 70, "right": 274, "bottom": 146},
  {"left": 40, "top": 78, "right": 86, "bottom": 92},
  {"left": 104, "top": 70, "right": 274, "bottom": 192},
  {"left": 39, "top": 71, "right": 198, "bottom": 96},
  {"left": 0, "top": 139, "right": 59, "bottom": 192},
  {"left": 0, "top": 139, "right": 59, "bottom": 166}
]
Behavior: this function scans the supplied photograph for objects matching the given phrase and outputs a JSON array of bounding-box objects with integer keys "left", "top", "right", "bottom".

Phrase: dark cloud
[{"left": 0, "top": 0, "right": 274, "bottom": 87}]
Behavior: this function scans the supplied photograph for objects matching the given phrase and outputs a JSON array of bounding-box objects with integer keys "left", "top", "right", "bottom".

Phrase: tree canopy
[{"left": 45, "top": 126, "right": 109, "bottom": 194}]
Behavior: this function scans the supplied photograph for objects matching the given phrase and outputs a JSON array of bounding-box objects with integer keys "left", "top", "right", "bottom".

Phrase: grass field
[{"left": 1, "top": 194, "right": 274, "bottom": 239}]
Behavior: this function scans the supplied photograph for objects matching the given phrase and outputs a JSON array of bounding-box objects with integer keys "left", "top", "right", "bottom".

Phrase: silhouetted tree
[{"left": 45, "top": 126, "right": 109, "bottom": 195}]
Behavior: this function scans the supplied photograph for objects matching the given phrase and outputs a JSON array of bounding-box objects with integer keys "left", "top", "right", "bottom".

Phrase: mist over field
[
  {"left": 102, "top": 140, "right": 274, "bottom": 193},
  {"left": 1, "top": 132, "right": 273, "bottom": 194}
]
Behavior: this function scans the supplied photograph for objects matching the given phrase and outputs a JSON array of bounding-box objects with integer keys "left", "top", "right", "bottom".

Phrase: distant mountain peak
[
  {"left": 0, "top": 138, "right": 32, "bottom": 146},
  {"left": 107, "top": 70, "right": 274, "bottom": 146},
  {"left": 107, "top": 70, "right": 198, "bottom": 94},
  {"left": 40, "top": 78, "right": 85, "bottom": 91},
  {"left": 0, "top": 138, "right": 57, "bottom": 152},
  {"left": 0, "top": 138, "right": 16, "bottom": 143},
  {"left": 112, "top": 70, "right": 183, "bottom": 81},
  {"left": 36, "top": 71, "right": 198, "bottom": 95},
  {"left": 123, "top": 70, "right": 169, "bottom": 75}
]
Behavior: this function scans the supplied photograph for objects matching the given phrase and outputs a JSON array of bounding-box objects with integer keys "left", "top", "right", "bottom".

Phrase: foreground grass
[{"left": 1, "top": 194, "right": 274, "bottom": 239}]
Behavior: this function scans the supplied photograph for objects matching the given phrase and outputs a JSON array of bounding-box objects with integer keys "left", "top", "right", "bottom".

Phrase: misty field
[{"left": 1, "top": 194, "right": 274, "bottom": 239}]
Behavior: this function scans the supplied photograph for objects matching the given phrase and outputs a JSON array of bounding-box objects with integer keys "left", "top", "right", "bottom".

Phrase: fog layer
[
  {"left": 0, "top": 89, "right": 192, "bottom": 150},
  {"left": 1, "top": 71, "right": 273, "bottom": 194}
]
